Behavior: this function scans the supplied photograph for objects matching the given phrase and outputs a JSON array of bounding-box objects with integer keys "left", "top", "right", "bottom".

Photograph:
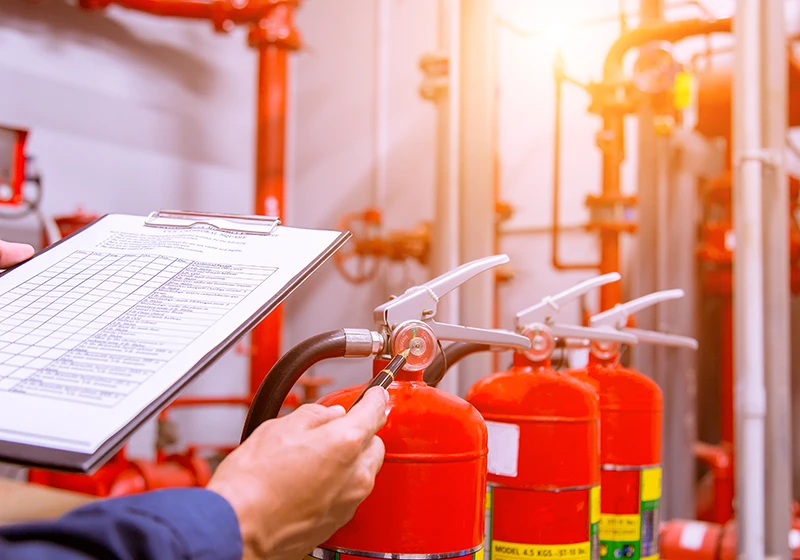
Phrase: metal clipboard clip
[{"left": 144, "top": 210, "right": 281, "bottom": 235}]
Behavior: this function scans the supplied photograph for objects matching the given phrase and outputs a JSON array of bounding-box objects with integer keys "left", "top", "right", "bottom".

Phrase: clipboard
[{"left": 0, "top": 210, "right": 350, "bottom": 473}]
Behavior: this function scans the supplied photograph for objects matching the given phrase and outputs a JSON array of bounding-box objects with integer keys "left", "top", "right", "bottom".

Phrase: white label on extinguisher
[
  {"left": 486, "top": 421, "right": 519, "bottom": 477},
  {"left": 678, "top": 522, "right": 707, "bottom": 550}
]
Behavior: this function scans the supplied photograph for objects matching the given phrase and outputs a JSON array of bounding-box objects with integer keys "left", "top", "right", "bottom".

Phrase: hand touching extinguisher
[
  {"left": 569, "top": 289, "right": 698, "bottom": 560},
  {"left": 242, "top": 255, "right": 531, "bottom": 560},
  {"left": 425, "top": 273, "right": 638, "bottom": 560}
]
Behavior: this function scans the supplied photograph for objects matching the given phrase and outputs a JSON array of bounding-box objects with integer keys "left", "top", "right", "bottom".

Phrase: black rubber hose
[
  {"left": 241, "top": 330, "right": 348, "bottom": 442},
  {"left": 423, "top": 342, "right": 492, "bottom": 388}
]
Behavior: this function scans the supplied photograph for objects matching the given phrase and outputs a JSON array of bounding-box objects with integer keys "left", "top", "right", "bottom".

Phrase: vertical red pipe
[
  {"left": 599, "top": 112, "right": 624, "bottom": 311},
  {"left": 248, "top": 4, "right": 300, "bottom": 395}
]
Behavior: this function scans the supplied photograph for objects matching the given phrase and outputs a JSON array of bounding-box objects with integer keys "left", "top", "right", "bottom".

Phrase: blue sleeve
[{"left": 0, "top": 487, "right": 243, "bottom": 560}]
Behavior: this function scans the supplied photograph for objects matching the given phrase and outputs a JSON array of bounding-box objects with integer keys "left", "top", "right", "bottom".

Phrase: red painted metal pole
[
  {"left": 248, "top": 3, "right": 300, "bottom": 396},
  {"left": 79, "top": 0, "right": 287, "bottom": 29}
]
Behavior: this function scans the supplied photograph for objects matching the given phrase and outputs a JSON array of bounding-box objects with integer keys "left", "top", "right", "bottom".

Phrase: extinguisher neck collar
[
  {"left": 512, "top": 352, "right": 551, "bottom": 370},
  {"left": 392, "top": 370, "right": 424, "bottom": 382},
  {"left": 588, "top": 350, "right": 617, "bottom": 368}
]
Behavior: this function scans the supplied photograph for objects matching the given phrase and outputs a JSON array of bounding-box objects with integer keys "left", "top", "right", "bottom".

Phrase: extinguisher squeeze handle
[
  {"left": 372, "top": 254, "right": 531, "bottom": 352},
  {"left": 374, "top": 254, "right": 508, "bottom": 329},
  {"left": 514, "top": 272, "right": 621, "bottom": 328},
  {"left": 587, "top": 289, "right": 699, "bottom": 350},
  {"left": 589, "top": 289, "right": 685, "bottom": 329}
]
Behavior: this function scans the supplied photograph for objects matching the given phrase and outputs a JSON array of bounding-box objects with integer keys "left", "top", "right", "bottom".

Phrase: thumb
[{"left": 0, "top": 241, "right": 34, "bottom": 268}]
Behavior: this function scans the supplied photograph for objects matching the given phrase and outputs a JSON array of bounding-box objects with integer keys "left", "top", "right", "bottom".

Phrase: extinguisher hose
[
  {"left": 423, "top": 342, "right": 492, "bottom": 387},
  {"left": 241, "top": 330, "right": 348, "bottom": 443}
]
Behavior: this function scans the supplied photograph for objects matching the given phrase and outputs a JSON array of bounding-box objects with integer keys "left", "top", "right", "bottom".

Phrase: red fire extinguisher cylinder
[{"left": 315, "top": 358, "right": 487, "bottom": 558}]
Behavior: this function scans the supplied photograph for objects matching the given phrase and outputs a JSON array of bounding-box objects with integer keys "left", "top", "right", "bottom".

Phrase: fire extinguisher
[
  {"left": 241, "top": 255, "right": 531, "bottom": 560},
  {"left": 570, "top": 289, "right": 699, "bottom": 560},
  {"left": 424, "top": 273, "right": 638, "bottom": 560}
]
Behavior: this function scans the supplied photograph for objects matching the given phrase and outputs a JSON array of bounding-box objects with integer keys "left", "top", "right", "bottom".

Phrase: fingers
[
  {"left": 283, "top": 403, "right": 346, "bottom": 432},
  {"left": 324, "top": 387, "right": 388, "bottom": 448},
  {"left": 360, "top": 435, "right": 386, "bottom": 479},
  {"left": 0, "top": 241, "right": 34, "bottom": 268}
]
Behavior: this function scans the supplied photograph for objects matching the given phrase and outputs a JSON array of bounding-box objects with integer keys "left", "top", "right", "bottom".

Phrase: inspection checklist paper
[{"left": 0, "top": 213, "right": 347, "bottom": 471}]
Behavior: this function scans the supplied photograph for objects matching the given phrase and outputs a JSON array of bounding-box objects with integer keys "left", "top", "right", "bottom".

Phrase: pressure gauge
[
  {"left": 390, "top": 320, "right": 437, "bottom": 372},
  {"left": 632, "top": 41, "right": 679, "bottom": 95},
  {"left": 589, "top": 339, "right": 622, "bottom": 362},
  {"left": 520, "top": 323, "right": 557, "bottom": 363}
]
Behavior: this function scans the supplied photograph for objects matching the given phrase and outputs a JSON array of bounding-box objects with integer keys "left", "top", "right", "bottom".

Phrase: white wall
[
  {"left": 0, "top": 0, "right": 441, "bottom": 467},
  {"left": 0, "top": 0, "right": 257, "bottom": 463},
  {"left": 3, "top": 0, "right": 793, "bottom": 474}
]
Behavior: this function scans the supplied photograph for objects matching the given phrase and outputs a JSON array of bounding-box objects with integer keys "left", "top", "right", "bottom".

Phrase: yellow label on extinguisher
[
  {"left": 492, "top": 541, "right": 591, "bottom": 560},
  {"left": 590, "top": 486, "right": 601, "bottom": 525},
  {"left": 599, "top": 514, "right": 641, "bottom": 541},
  {"left": 640, "top": 468, "right": 662, "bottom": 503}
]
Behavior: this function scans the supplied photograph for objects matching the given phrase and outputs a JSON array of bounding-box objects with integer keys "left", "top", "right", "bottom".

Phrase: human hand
[
  {"left": 0, "top": 240, "right": 34, "bottom": 268},
  {"left": 208, "top": 386, "right": 388, "bottom": 560}
]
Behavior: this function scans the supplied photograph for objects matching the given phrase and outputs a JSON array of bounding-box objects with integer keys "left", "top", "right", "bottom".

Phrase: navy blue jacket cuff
[{"left": 0, "top": 487, "right": 243, "bottom": 560}]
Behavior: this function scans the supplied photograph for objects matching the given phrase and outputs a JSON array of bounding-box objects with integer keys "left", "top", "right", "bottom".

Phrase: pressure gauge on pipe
[{"left": 632, "top": 41, "right": 679, "bottom": 95}]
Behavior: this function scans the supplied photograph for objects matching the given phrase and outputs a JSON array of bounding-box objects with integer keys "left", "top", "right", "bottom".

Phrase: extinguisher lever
[
  {"left": 514, "top": 272, "right": 621, "bottom": 328},
  {"left": 373, "top": 254, "right": 509, "bottom": 328},
  {"left": 589, "top": 289, "right": 685, "bottom": 329},
  {"left": 617, "top": 327, "right": 698, "bottom": 350},
  {"left": 429, "top": 321, "right": 531, "bottom": 352},
  {"left": 549, "top": 323, "right": 638, "bottom": 345}
]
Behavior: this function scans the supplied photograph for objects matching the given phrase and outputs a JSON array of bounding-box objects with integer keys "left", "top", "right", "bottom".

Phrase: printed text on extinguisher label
[
  {"left": 599, "top": 467, "right": 661, "bottom": 560},
  {"left": 492, "top": 541, "right": 591, "bottom": 560}
]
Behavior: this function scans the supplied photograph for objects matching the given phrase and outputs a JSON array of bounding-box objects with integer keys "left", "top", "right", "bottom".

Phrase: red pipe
[
  {"left": 694, "top": 442, "right": 734, "bottom": 525},
  {"left": 79, "top": 0, "right": 290, "bottom": 29},
  {"left": 602, "top": 17, "right": 733, "bottom": 80},
  {"left": 248, "top": 4, "right": 300, "bottom": 394},
  {"left": 598, "top": 16, "right": 732, "bottom": 309}
]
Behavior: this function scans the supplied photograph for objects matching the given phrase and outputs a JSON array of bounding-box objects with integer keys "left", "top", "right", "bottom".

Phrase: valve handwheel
[{"left": 334, "top": 208, "right": 383, "bottom": 284}]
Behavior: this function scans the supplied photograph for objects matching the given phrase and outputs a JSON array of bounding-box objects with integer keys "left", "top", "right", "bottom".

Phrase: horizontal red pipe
[
  {"left": 79, "top": 0, "right": 294, "bottom": 26},
  {"left": 604, "top": 17, "right": 733, "bottom": 80}
]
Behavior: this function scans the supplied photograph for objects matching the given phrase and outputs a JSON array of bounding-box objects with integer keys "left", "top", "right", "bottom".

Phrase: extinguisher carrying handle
[
  {"left": 549, "top": 323, "right": 638, "bottom": 345},
  {"left": 589, "top": 289, "right": 685, "bottom": 329},
  {"left": 617, "top": 327, "right": 698, "bottom": 350},
  {"left": 514, "top": 272, "right": 621, "bottom": 328},
  {"left": 242, "top": 329, "right": 383, "bottom": 443}
]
